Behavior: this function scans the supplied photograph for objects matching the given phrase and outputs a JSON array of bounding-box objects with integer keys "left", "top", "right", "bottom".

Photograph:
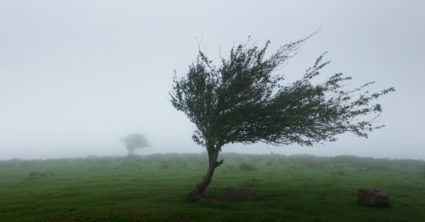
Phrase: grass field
[{"left": 1, "top": 153, "right": 425, "bottom": 222}]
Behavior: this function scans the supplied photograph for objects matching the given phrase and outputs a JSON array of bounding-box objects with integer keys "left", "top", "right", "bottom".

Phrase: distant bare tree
[{"left": 121, "top": 133, "right": 150, "bottom": 156}]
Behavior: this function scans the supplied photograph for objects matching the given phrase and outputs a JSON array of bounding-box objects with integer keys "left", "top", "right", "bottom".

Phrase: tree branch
[{"left": 215, "top": 159, "right": 224, "bottom": 168}]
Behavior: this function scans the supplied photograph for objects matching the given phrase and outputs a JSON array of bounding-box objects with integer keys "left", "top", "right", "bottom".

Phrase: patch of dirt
[
  {"left": 252, "top": 193, "right": 281, "bottom": 201},
  {"left": 204, "top": 188, "right": 283, "bottom": 203}
]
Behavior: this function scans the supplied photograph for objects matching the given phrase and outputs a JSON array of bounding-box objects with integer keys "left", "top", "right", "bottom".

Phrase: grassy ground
[{"left": 1, "top": 153, "right": 425, "bottom": 222}]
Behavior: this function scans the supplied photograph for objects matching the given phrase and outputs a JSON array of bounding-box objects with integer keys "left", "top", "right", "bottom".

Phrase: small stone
[{"left": 357, "top": 188, "right": 390, "bottom": 207}]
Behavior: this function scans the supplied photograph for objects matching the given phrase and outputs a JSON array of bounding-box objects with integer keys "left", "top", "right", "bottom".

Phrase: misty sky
[{"left": 1, "top": 0, "right": 424, "bottom": 160}]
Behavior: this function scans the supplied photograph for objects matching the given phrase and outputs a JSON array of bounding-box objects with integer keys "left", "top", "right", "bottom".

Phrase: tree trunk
[
  {"left": 187, "top": 148, "right": 223, "bottom": 201},
  {"left": 128, "top": 148, "right": 134, "bottom": 156}
]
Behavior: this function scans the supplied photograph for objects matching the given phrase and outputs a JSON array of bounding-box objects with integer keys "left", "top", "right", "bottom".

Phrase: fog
[{"left": 0, "top": 0, "right": 424, "bottom": 160}]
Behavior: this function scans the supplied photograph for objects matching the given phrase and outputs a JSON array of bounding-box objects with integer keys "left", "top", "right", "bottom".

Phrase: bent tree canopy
[{"left": 170, "top": 38, "right": 394, "bottom": 199}]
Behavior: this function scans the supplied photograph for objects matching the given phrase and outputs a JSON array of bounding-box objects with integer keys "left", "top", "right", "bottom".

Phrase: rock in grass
[{"left": 357, "top": 188, "right": 390, "bottom": 207}]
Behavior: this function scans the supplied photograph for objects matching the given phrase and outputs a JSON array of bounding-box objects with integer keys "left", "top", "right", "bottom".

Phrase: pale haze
[{"left": 0, "top": 0, "right": 424, "bottom": 160}]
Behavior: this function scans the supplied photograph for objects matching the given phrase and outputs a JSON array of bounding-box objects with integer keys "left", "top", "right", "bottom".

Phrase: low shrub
[
  {"left": 331, "top": 170, "right": 346, "bottom": 176},
  {"left": 159, "top": 162, "right": 170, "bottom": 169},
  {"left": 239, "top": 163, "right": 256, "bottom": 171},
  {"left": 221, "top": 165, "right": 237, "bottom": 174},
  {"left": 28, "top": 171, "right": 55, "bottom": 179},
  {"left": 266, "top": 160, "right": 274, "bottom": 166}
]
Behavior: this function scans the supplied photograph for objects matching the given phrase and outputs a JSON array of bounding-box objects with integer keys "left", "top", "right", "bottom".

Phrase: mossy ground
[{"left": 1, "top": 153, "right": 425, "bottom": 221}]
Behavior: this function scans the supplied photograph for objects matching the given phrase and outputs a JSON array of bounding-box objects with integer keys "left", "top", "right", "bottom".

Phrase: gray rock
[{"left": 357, "top": 188, "right": 390, "bottom": 207}]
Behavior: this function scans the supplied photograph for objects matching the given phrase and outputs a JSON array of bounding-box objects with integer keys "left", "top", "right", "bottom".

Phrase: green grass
[{"left": 1, "top": 153, "right": 425, "bottom": 222}]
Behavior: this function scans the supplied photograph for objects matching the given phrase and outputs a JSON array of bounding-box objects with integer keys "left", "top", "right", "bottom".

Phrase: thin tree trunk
[
  {"left": 187, "top": 148, "right": 223, "bottom": 201},
  {"left": 128, "top": 148, "right": 134, "bottom": 156}
]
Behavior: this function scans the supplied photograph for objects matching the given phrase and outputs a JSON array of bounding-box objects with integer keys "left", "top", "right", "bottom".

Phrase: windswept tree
[
  {"left": 170, "top": 37, "right": 394, "bottom": 200},
  {"left": 121, "top": 133, "right": 150, "bottom": 156}
]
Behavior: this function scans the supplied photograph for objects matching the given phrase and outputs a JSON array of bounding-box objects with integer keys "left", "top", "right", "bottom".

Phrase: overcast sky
[{"left": 0, "top": 0, "right": 424, "bottom": 160}]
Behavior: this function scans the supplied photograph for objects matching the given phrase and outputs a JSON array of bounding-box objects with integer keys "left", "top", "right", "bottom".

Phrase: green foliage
[
  {"left": 171, "top": 38, "right": 394, "bottom": 151},
  {"left": 1, "top": 154, "right": 425, "bottom": 221}
]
